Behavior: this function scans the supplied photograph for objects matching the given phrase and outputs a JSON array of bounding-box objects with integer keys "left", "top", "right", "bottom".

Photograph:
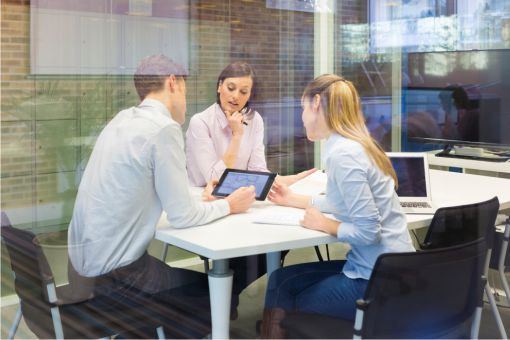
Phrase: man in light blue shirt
[{"left": 67, "top": 55, "right": 256, "bottom": 336}]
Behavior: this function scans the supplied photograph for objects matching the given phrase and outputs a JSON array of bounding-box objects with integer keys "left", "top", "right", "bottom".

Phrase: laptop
[{"left": 387, "top": 152, "right": 437, "bottom": 214}]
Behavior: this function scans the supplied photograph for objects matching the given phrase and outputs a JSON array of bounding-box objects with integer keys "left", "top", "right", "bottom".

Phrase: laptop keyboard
[{"left": 400, "top": 202, "right": 432, "bottom": 208}]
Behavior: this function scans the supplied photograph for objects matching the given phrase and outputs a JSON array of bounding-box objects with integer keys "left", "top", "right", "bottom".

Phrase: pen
[{"left": 241, "top": 107, "right": 251, "bottom": 126}]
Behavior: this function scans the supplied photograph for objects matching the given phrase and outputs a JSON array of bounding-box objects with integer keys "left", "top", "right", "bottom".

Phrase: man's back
[{"left": 68, "top": 100, "right": 176, "bottom": 276}]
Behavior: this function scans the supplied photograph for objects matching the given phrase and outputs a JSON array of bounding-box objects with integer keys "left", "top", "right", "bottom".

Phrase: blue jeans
[{"left": 264, "top": 260, "right": 368, "bottom": 320}]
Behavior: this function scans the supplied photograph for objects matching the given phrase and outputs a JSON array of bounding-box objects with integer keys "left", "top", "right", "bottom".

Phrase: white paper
[{"left": 252, "top": 211, "right": 304, "bottom": 226}]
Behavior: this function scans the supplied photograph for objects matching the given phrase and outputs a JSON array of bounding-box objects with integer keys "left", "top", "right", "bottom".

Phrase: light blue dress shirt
[
  {"left": 312, "top": 133, "right": 415, "bottom": 280},
  {"left": 68, "top": 99, "right": 229, "bottom": 277}
]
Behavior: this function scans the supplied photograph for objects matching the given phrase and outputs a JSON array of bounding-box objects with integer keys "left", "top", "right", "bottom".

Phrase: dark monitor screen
[
  {"left": 404, "top": 49, "right": 510, "bottom": 149},
  {"left": 390, "top": 157, "right": 427, "bottom": 197}
]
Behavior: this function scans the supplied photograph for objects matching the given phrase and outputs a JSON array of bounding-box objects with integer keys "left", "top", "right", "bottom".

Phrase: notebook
[{"left": 387, "top": 152, "right": 437, "bottom": 214}]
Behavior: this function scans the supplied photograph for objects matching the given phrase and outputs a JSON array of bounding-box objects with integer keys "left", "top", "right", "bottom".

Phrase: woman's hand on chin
[{"left": 225, "top": 110, "right": 244, "bottom": 136}]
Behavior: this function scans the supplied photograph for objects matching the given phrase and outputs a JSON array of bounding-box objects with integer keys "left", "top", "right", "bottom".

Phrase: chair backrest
[
  {"left": 1, "top": 212, "right": 54, "bottom": 301},
  {"left": 422, "top": 196, "right": 499, "bottom": 250},
  {"left": 1, "top": 212, "right": 58, "bottom": 338},
  {"left": 359, "top": 238, "right": 486, "bottom": 339}
]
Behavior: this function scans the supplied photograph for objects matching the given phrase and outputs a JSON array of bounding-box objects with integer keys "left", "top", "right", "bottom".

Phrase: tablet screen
[{"left": 212, "top": 169, "right": 276, "bottom": 201}]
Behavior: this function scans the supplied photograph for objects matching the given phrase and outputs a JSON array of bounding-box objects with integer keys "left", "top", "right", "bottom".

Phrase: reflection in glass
[{"left": 404, "top": 49, "right": 510, "bottom": 151}]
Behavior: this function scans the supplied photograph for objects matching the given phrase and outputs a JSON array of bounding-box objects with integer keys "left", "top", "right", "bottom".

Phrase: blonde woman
[{"left": 260, "top": 74, "right": 415, "bottom": 338}]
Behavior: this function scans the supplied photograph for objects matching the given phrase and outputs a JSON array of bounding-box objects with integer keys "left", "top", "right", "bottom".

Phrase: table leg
[
  {"left": 266, "top": 251, "right": 282, "bottom": 278},
  {"left": 208, "top": 259, "right": 233, "bottom": 339}
]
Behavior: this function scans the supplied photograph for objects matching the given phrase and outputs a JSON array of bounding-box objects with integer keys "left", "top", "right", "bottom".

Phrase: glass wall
[
  {"left": 334, "top": 0, "right": 510, "bottom": 152},
  {"left": 335, "top": 1, "right": 395, "bottom": 151},
  {"left": 1, "top": 0, "right": 316, "bottom": 297},
  {"left": 1, "top": 0, "right": 315, "bottom": 231},
  {"left": 1, "top": 0, "right": 509, "bottom": 304}
]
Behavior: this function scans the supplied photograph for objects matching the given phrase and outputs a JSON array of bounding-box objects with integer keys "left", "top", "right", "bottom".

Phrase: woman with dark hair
[
  {"left": 185, "top": 62, "right": 315, "bottom": 320},
  {"left": 186, "top": 61, "right": 315, "bottom": 186}
]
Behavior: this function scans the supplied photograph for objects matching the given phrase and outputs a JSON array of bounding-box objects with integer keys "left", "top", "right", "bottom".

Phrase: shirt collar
[
  {"left": 213, "top": 103, "right": 229, "bottom": 130},
  {"left": 138, "top": 98, "right": 172, "bottom": 119}
]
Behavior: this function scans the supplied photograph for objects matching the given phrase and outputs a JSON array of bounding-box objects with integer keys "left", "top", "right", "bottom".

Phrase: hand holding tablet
[{"left": 212, "top": 169, "right": 277, "bottom": 201}]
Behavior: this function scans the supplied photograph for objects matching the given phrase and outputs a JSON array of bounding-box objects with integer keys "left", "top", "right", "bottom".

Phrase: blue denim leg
[{"left": 264, "top": 260, "right": 368, "bottom": 321}]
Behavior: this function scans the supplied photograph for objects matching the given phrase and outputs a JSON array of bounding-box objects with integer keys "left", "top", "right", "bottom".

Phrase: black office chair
[
  {"left": 281, "top": 238, "right": 487, "bottom": 339},
  {"left": 416, "top": 196, "right": 507, "bottom": 338},
  {"left": 1, "top": 212, "right": 212, "bottom": 339},
  {"left": 419, "top": 196, "right": 499, "bottom": 250}
]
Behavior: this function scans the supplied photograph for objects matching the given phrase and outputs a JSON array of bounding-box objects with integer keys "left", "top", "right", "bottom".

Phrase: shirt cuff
[
  {"left": 311, "top": 195, "right": 326, "bottom": 210},
  {"left": 215, "top": 198, "right": 230, "bottom": 216}
]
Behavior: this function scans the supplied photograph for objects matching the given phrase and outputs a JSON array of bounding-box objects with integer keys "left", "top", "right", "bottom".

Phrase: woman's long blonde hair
[{"left": 303, "top": 74, "right": 398, "bottom": 186}]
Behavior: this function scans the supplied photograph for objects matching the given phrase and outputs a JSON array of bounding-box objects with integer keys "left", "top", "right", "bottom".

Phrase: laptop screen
[{"left": 390, "top": 156, "right": 427, "bottom": 197}]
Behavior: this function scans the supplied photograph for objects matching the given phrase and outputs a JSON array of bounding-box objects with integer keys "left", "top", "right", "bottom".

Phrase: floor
[{"left": 2, "top": 244, "right": 509, "bottom": 339}]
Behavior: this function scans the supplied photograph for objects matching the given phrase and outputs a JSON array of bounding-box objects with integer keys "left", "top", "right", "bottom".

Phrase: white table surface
[
  {"left": 157, "top": 170, "right": 510, "bottom": 256},
  {"left": 155, "top": 169, "right": 510, "bottom": 338},
  {"left": 405, "top": 169, "right": 510, "bottom": 228}
]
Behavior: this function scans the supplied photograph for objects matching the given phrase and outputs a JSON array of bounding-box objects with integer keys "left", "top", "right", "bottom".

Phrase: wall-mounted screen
[{"left": 404, "top": 49, "right": 510, "bottom": 150}]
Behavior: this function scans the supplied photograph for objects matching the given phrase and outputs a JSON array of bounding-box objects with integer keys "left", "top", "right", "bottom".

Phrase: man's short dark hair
[{"left": 133, "top": 54, "right": 186, "bottom": 100}]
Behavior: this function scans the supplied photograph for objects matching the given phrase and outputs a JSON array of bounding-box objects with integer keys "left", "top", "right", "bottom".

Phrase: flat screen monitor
[{"left": 404, "top": 49, "right": 510, "bottom": 151}]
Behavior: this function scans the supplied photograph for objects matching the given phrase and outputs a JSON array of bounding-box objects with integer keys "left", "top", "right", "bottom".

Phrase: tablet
[{"left": 212, "top": 169, "right": 277, "bottom": 201}]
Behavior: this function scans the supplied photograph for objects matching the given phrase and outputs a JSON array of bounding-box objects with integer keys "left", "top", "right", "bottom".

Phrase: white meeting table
[{"left": 156, "top": 169, "right": 510, "bottom": 339}]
